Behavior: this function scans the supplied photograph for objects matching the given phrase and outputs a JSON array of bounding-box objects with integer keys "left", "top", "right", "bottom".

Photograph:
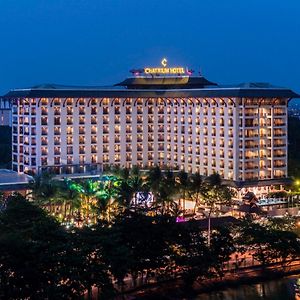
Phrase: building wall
[
  {"left": 11, "top": 96, "right": 288, "bottom": 182},
  {"left": 0, "top": 98, "right": 12, "bottom": 126}
]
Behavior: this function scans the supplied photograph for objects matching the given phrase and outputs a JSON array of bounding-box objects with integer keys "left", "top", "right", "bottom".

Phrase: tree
[
  {"left": 202, "top": 173, "right": 235, "bottom": 246},
  {"left": 0, "top": 194, "right": 70, "bottom": 298},
  {"left": 187, "top": 172, "right": 204, "bottom": 213},
  {"left": 235, "top": 218, "right": 300, "bottom": 273}
]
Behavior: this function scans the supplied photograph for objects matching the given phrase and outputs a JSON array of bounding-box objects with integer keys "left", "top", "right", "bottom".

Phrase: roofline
[{"left": 3, "top": 87, "right": 299, "bottom": 99}]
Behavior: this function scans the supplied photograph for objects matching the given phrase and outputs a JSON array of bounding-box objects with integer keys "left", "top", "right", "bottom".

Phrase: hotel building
[{"left": 3, "top": 62, "right": 299, "bottom": 196}]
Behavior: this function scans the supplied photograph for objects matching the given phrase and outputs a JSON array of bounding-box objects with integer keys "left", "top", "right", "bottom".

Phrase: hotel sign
[{"left": 144, "top": 58, "right": 186, "bottom": 75}]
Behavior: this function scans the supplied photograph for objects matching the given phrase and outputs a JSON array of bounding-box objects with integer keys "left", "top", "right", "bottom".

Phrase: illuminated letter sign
[{"left": 143, "top": 58, "right": 186, "bottom": 75}]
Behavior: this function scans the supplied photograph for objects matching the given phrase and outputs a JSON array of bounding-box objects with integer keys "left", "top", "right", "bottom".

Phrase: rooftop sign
[{"left": 144, "top": 58, "right": 185, "bottom": 75}]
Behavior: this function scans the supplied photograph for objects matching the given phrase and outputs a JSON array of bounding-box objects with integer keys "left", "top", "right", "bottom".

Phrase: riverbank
[{"left": 117, "top": 260, "right": 300, "bottom": 299}]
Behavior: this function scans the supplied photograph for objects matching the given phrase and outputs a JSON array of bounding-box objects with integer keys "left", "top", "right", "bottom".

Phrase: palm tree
[
  {"left": 29, "top": 172, "right": 60, "bottom": 214},
  {"left": 68, "top": 179, "right": 100, "bottom": 224},
  {"left": 187, "top": 172, "right": 204, "bottom": 213},
  {"left": 176, "top": 170, "right": 189, "bottom": 212}
]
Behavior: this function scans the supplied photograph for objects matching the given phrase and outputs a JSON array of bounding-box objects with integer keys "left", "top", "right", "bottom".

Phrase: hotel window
[
  {"left": 126, "top": 135, "right": 132, "bottom": 143},
  {"left": 212, "top": 128, "right": 216, "bottom": 136},
  {"left": 148, "top": 107, "right": 154, "bottom": 114},
  {"left": 67, "top": 136, "right": 73, "bottom": 145},
  {"left": 54, "top": 147, "right": 61, "bottom": 155},
  {"left": 228, "top": 118, "right": 233, "bottom": 127},
  {"left": 196, "top": 137, "right": 200, "bottom": 145},
  {"left": 67, "top": 146, "right": 73, "bottom": 155},
  {"left": 41, "top": 137, "right": 48, "bottom": 145},
  {"left": 203, "top": 108, "right": 208, "bottom": 115},
  {"left": 41, "top": 127, "right": 48, "bottom": 135},
  {"left": 79, "top": 107, "right": 85, "bottom": 115},
  {"left": 126, "top": 144, "right": 132, "bottom": 152},
  {"left": 54, "top": 157, "right": 60, "bottom": 165},
  {"left": 79, "top": 126, "right": 85, "bottom": 134},
  {"left": 114, "top": 125, "right": 120, "bottom": 134},
  {"left": 115, "top": 145, "right": 121, "bottom": 152},
  {"left": 41, "top": 147, "right": 47, "bottom": 156},
  {"left": 41, "top": 108, "right": 48, "bottom": 115},
  {"left": 54, "top": 107, "right": 60, "bottom": 115},
  {"left": 41, "top": 157, "right": 48, "bottom": 166},
  {"left": 91, "top": 107, "right": 97, "bottom": 115},
  {"left": 103, "top": 126, "right": 109, "bottom": 134},
  {"left": 220, "top": 108, "right": 224, "bottom": 116},
  {"left": 91, "top": 136, "right": 97, "bottom": 144},
  {"left": 115, "top": 116, "right": 120, "bottom": 124},
  {"left": 228, "top": 108, "right": 233, "bottom": 116},
  {"left": 79, "top": 136, "right": 85, "bottom": 144},
  {"left": 167, "top": 135, "right": 171, "bottom": 142},
  {"left": 77, "top": 98, "right": 84, "bottom": 105},
  {"left": 148, "top": 153, "right": 154, "bottom": 160},
  {"left": 115, "top": 106, "right": 120, "bottom": 114},
  {"left": 126, "top": 125, "right": 132, "bottom": 133},
  {"left": 54, "top": 137, "right": 60, "bottom": 145},
  {"left": 158, "top": 134, "right": 164, "bottom": 142},
  {"left": 91, "top": 116, "right": 97, "bottom": 124},
  {"left": 203, "top": 117, "right": 208, "bottom": 125},
  {"left": 79, "top": 146, "right": 85, "bottom": 154},
  {"left": 103, "top": 136, "right": 109, "bottom": 143},
  {"left": 181, "top": 136, "right": 185, "bottom": 143},
  {"left": 212, "top": 108, "right": 216, "bottom": 115},
  {"left": 67, "top": 107, "right": 73, "bottom": 115},
  {"left": 137, "top": 106, "right": 143, "bottom": 114},
  {"left": 148, "top": 116, "right": 154, "bottom": 123},
  {"left": 126, "top": 107, "right": 132, "bottom": 114},
  {"left": 53, "top": 98, "right": 60, "bottom": 106},
  {"left": 67, "top": 117, "right": 73, "bottom": 125},
  {"left": 211, "top": 118, "right": 216, "bottom": 126},
  {"left": 66, "top": 98, "right": 72, "bottom": 106},
  {"left": 167, "top": 116, "right": 171, "bottom": 123},
  {"left": 41, "top": 117, "right": 48, "bottom": 125},
  {"left": 79, "top": 117, "right": 85, "bottom": 124},
  {"left": 196, "top": 147, "right": 200, "bottom": 155},
  {"left": 181, "top": 126, "right": 185, "bottom": 134},
  {"left": 103, "top": 154, "right": 109, "bottom": 163},
  {"left": 137, "top": 153, "right": 143, "bottom": 161},
  {"left": 91, "top": 155, "right": 97, "bottom": 163},
  {"left": 137, "top": 116, "right": 143, "bottom": 123},
  {"left": 54, "top": 117, "right": 60, "bottom": 125},
  {"left": 103, "top": 107, "right": 109, "bottom": 114},
  {"left": 54, "top": 127, "right": 60, "bottom": 135},
  {"left": 158, "top": 106, "right": 164, "bottom": 115},
  {"left": 212, "top": 138, "right": 216, "bottom": 147},
  {"left": 91, "top": 126, "right": 97, "bottom": 134},
  {"left": 91, "top": 145, "right": 97, "bottom": 153},
  {"left": 103, "top": 116, "right": 109, "bottom": 124},
  {"left": 126, "top": 154, "right": 132, "bottom": 161},
  {"left": 137, "top": 144, "right": 143, "bottom": 151},
  {"left": 180, "top": 116, "right": 185, "bottom": 123},
  {"left": 137, "top": 134, "right": 143, "bottom": 142},
  {"left": 137, "top": 125, "right": 143, "bottom": 133},
  {"left": 220, "top": 118, "right": 224, "bottom": 126},
  {"left": 79, "top": 155, "right": 85, "bottom": 164},
  {"left": 203, "top": 138, "right": 208, "bottom": 146},
  {"left": 148, "top": 134, "right": 154, "bottom": 142},
  {"left": 67, "top": 126, "right": 73, "bottom": 135}
]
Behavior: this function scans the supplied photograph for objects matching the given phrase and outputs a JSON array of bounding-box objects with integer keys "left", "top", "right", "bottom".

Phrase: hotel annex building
[{"left": 3, "top": 61, "right": 299, "bottom": 195}]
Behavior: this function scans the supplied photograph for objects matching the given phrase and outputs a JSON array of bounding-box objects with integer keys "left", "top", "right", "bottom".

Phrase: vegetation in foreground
[{"left": 1, "top": 190, "right": 300, "bottom": 299}]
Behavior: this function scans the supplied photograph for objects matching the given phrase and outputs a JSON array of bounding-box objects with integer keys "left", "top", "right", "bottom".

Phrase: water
[{"left": 195, "top": 276, "right": 300, "bottom": 300}]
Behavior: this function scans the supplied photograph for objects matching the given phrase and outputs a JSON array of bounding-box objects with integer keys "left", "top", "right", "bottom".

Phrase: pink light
[{"left": 176, "top": 216, "right": 186, "bottom": 223}]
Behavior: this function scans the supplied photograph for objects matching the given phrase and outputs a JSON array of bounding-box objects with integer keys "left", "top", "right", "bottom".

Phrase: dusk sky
[{"left": 0, "top": 0, "right": 299, "bottom": 99}]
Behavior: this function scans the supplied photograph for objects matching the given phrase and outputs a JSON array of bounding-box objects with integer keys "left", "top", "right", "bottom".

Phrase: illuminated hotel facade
[{"left": 4, "top": 61, "right": 299, "bottom": 194}]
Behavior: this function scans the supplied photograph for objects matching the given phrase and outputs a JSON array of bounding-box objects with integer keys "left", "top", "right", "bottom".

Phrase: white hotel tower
[{"left": 4, "top": 62, "right": 299, "bottom": 195}]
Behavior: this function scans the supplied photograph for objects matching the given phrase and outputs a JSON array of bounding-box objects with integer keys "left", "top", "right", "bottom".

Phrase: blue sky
[{"left": 0, "top": 0, "right": 299, "bottom": 99}]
